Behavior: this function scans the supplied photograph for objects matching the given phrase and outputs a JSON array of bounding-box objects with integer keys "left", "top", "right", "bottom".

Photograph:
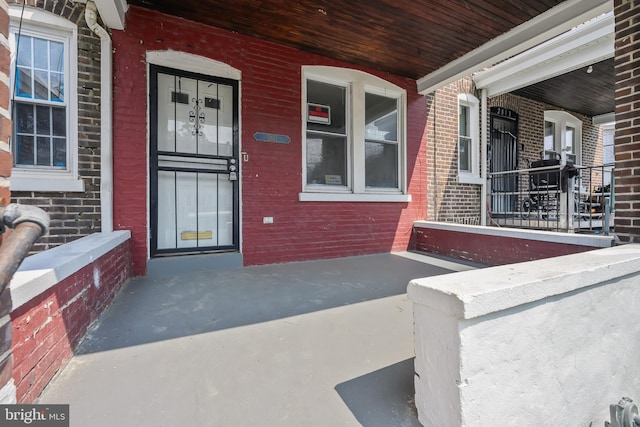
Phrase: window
[
  {"left": 602, "top": 123, "right": 615, "bottom": 187},
  {"left": 457, "top": 93, "right": 481, "bottom": 184},
  {"left": 301, "top": 66, "right": 409, "bottom": 202},
  {"left": 9, "top": 7, "right": 82, "bottom": 192},
  {"left": 543, "top": 111, "right": 582, "bottom": 165},
  {"left": 365, "top": 92, "right": 399, "bottom": 189},
  {"left": 602, "top": 124, "right": 614, "bottom": 165}
]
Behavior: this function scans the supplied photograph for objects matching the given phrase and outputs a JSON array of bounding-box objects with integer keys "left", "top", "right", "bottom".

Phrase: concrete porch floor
[{"left": 39, "top": 252, "right": 478, "bottom": 427}]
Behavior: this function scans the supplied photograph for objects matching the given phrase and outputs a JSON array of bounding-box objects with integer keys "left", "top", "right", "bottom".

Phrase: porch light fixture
[{"left": 587, "top": 65, "right": 593, "bottom": 73}]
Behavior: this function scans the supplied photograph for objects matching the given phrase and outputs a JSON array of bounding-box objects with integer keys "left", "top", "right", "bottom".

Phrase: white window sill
[
  {"left": 299, "top": 192, "right": 412, "bottom": 203},
  {"left": 10, "top": 176, "right": 85, "bottom": 192},
  {"left": 457, "top": 174, "right": 484, "bottom": 185}
]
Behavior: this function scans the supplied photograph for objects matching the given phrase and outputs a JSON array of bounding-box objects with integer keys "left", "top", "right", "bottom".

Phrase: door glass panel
[
  {"left": 216, "top": 84, "right": 234, "bottom": 157},
  {"left": 157, "top": 73, "right": 177, "bottom": 152},
  {"left": 217, "top": 175, "right": 234, "bottom": 246},
  {"left": 195, "top": 82, "right": 234, "bottom": 157},
  {"left": 175, "top": 77, "right": 198, "bottom": 154},
  {"left": 157, "top": 170, "right": 177, "bottom": 250},
  {"left": 198, "top": 80, "right": 218, "bottom": 156},
  {"left": 175, "top": 172, "right": 198, "bottom": 249},
  {"left": 197, "top": 173, "right": 218, "bottom": 247}
]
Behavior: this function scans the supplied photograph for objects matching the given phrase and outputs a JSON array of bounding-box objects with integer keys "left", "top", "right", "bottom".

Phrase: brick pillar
[
  {"left": 614, "top": 0, "right": 640, "bottom": 243},
  {"left": 0, "top": 0, "right": 15, "bottom": 404}
]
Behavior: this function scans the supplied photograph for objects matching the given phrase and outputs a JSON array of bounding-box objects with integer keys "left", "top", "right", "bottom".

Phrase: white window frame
[
  {"left": 602, "top": 122, "right": 615, "bottom": 186},
  {"left": 300, "top": 66, "right": 409, "bottom": 202},
  {"left": 544, "top": 110, "right": 582, "bottom": 166},
  {"left": 8, "top": 7, "right": 83, "bottom": 192},
  {"left": 457, "top": 93, "right": 482, "bottom": 184}
]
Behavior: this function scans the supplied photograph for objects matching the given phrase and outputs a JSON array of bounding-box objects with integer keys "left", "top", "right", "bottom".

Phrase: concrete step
[{"left": 146, "top": 251, "right": 243, "bottom": 279}]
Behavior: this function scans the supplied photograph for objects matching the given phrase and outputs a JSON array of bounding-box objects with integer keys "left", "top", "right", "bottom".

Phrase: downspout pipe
[
  {"left": 0, "top": 204, "right": 50, "bottom": 293},
  {"left": 480, "top": 88, "right": 488, "bottom": 226},
  {"left": 85, "top": 1, "right": 113, "bottom": 233}
]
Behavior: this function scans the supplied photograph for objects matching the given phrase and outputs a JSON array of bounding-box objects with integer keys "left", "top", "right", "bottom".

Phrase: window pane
[
  {"left": 52, "top": 107, "right": 66, "bottom": 136},
  {"left": 306, "top": 80, "right": 346, "bottom": 135},
  {"left": 16, "top": 68, "right": 33, "bottom": 98},
  {"left": 16, "top": 35, "right": 32, "bottom": 67},
  {"left": 16, "top": 103, "right": 34, "bottom": 133},
  {"left": 36, "top": 105, "right": 51, "bottom": 136},
  {"left": 365, "top": 93, "right": 397, "bottom": 142},
  {"left": 15, "top": 34, "right": 65, "bottom": 102},
  {"left": 565, "top": 126, "right": 575, "bottom": 152},
  {"left": 34, "top": 38, "right": 48, "bottom": 70},
  {"left": 16, "top": 135, "right": 34, "bottom": 165},
  {"left": 36, "top": 136, "right": 51, "bottom": 166},
  {"left": 459, "top": 105, "right": 470, "bottom": 137},
  {"left": 306, "top": 133, "right": 347, "bottom": 185},
  {"left": 34, "top": 70, "right": 49, "bottom": 100},
  {"left": 50, "top": 41, "right": 64, "bottom": 73},
  {"left": 50, "top": 72, "right": 64, "bottom": 102},
  {"left": 53, "top": 138, "right": 66, "bottom": 167},
  {"left": 459, "top": 137, "right": 471, "bottom": 172},
  {"left": 365, "top": 141, "right": 398, "bottom": 188},
  {"left": 544, "top": 121, "right": 555, "bottom": 151}
]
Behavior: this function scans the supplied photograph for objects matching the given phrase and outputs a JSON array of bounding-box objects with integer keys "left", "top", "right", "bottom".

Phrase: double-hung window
[
  {"left": 544, "top": 110, "right": 582, "bottom": 166},
  {"left": 301, "top": 66, "right": 409, "bottom": 202},
  {"left": 457, "top": 93, "right": 481, "bottom": 184},
  {"left": 9, "top": 7, "right": 82, "bottom": 191}
]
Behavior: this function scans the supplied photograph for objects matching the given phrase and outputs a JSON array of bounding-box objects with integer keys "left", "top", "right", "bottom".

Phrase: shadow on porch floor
[{"left": 39, "top": 252, "right": 479, "bottom": 426}]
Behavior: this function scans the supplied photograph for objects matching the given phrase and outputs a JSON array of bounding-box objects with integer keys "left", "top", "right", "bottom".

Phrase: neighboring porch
[
  {"left": 36, "top": 252, "right": 478, "bottom": 426},
  {"left": 488, "top": 162, "right": 615, "bottom": 234}
]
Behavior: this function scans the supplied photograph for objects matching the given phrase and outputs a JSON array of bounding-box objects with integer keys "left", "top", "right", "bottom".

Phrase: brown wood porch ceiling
[{"left": 128, "top": 0, "right": 564, "bottom": 79}]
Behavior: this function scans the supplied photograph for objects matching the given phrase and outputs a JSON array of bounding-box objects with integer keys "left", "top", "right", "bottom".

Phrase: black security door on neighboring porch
[
  {"left": 149, "top": 65, "right": 239, "bottom": 256},
  {"left": 490, "top": 107, "right": 518, "bottom": 215}
]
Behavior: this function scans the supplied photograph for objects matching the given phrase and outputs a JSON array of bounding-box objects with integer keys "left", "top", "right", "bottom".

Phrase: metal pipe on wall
[
  {"left": 481, "top": 88, "right": 488, "bottom": 226},
  {"left": 85, "top": 1, "right": 114, "bottom": 233},
  {"left": 0, "top": 204, "right": 50, "bottom": 293}
]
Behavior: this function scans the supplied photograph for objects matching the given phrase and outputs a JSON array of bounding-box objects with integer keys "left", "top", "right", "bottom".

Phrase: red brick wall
[
  {"left": 415, "top": 226, "right": 601, "bottom": 266},
  {"left": 10, "top": 241, "right": 131, "bottom": 403},
  {"left": 614, "top": 0, "right": 640, "bottom": 243},
  {"left": 112, "top": 7, "right": 428, "bottom": 275}
]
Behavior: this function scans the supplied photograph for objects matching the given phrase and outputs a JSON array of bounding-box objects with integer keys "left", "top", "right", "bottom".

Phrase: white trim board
[
  {"left": 416, "top": 0, "right": 612, "bottom": 94},
  {"left": 473, "top": 11, "right": 614, "bottom": 97}
]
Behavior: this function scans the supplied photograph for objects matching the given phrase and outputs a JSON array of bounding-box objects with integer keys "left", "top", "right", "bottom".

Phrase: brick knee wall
[
  {"left": 414, "top": 226, "right": 599, "bottom": 266},
  {"left": 10, "top": 241, "right": 131, "bottom": 403}
]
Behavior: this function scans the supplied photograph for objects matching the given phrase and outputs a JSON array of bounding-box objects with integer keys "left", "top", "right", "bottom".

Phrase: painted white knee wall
[{"left": 408, "top": 244, "right": 640, "bottom": 427}]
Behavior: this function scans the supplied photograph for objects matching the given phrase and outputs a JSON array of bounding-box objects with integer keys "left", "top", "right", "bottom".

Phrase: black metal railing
[{"left": 488, "top": 164, "right": 614, "bottom": 234}]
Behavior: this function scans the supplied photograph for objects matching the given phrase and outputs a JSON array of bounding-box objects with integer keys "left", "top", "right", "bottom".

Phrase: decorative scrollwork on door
[{"left": 189, "top": 98, "right": 206, "bottom": 136}]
